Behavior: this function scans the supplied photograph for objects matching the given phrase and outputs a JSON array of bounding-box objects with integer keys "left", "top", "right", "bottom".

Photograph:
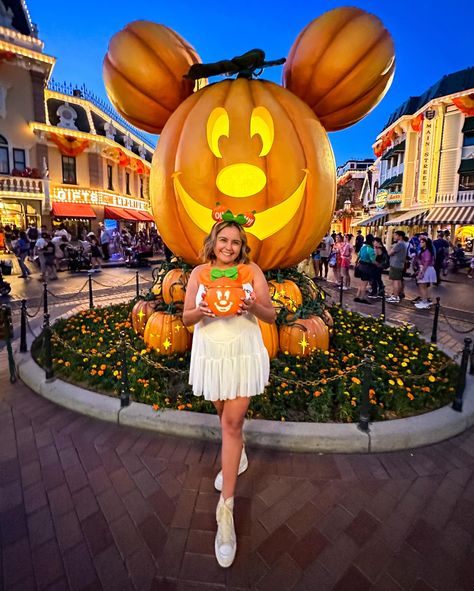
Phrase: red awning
[
  {"left": 51, "top": 202, "right": 96, "bottom": 218},
  {"left": 104, "top": 206, "right": 138, "bottom": 221},
  {"left": 128, "top": 209, "right": 155, "bottom": 222}
]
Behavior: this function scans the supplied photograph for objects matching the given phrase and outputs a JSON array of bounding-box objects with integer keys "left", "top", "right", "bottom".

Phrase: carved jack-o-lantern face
[
  {"left": 204, "top": 285, "right": 245, "bottom": 317},
  {"left": 151, "top": 78, "right": 336, "bottom": 271}
]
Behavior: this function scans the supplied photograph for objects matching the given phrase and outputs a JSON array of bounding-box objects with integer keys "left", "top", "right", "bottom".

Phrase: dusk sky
[{"left": 27, "top": 0, "right": 473, "bottom": 166}]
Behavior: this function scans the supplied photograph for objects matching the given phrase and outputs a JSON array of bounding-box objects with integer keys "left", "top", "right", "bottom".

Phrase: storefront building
[
  {"left": 368, "top": 67, "right": 474, "bottom": 249},
  {"left": 0, "top": 0, "right": 155, "bottom": 238}
]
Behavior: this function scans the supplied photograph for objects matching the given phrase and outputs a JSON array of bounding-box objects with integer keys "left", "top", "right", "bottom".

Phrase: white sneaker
[
  {"left": 214, "top": 446, "right": 248, "bottom": 492},
  {"left": 386, "top": 295, "right": 400, "bottom": 303},
  {"left": 415, "top": 300, "right": 431, "bottom": 309},
  {"left": 215, "top": 496, "right": 236, "bottom": 568}
]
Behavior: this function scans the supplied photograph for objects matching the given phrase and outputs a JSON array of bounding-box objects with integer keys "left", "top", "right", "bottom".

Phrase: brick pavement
[{"left": 1, "top": 351, "right": 474, "bottom": 590}]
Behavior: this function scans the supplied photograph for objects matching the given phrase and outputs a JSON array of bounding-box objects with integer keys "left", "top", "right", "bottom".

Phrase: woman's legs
[
  {"left": 219, "top": 397, "right": 250, "bottom": 500},
  {"left": 341, "top": 266, "right": 350, "bottom": 288}
]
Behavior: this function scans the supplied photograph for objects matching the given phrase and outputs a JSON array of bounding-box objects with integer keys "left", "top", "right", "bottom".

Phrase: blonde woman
[{"left": 183, "top": 220, "right": 275, "bottom": 568}]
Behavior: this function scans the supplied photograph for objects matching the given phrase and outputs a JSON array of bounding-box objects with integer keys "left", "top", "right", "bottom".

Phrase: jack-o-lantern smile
[
  {"left": 214, "top": 290, "right": 233, "bottom": 314},
  {"left": 171, "top": 106, "right": 309, "bottom": 241}
]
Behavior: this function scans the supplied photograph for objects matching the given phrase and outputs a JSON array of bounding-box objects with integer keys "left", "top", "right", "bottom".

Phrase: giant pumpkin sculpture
[{"left": 104, "top": 7, "right": 395, "bottom": 272}]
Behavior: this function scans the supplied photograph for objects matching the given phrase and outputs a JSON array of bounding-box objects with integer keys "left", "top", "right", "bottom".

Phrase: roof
[
  {"left": 3, "top": 0, "right": 35, "bottom": 36},
  {"left": 382, "top": 67, "right": 474, "bottom": 131}
]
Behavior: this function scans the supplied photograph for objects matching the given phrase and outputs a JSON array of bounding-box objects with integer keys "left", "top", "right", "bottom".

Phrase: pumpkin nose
[{"left": 216, "top": 163, "right": 267, "bottom": 198}]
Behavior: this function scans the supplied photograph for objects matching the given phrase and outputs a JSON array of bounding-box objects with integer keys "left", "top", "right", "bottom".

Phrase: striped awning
[
  {"left": 385, "top": 208, "right": 428, "bottom": 226},
  {"left": 424, "top": 206, "right": 474, "bottom": 225},
  {"left": 353, "top": 212, "right": 389, "bottom": 227}
]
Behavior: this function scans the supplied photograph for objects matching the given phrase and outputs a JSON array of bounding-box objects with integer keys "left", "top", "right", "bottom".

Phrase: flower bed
[{"left": 31, "top": 303, "right": 459, "bottom": 423}]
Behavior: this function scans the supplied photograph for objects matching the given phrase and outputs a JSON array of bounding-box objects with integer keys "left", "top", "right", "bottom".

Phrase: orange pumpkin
[
  {"left": 203, "top": 285, "right": 246, "bottom": 317},
  {"left": 161, "top": 268, "right": 190, "bottom": 304},
  {"left": 279, "top": 315, "right": 329, "bottom": 356},
  {"left": 131, "top": 299, "right": 156, "bottom": 336},
  {"left": 268, "top": 279, "right": 302, "bottom": 312},
  {"left": 103, "top": 21, "right": 201, "bottom": 134},
  {"left": 150, "top": 77, "right": 335, "bottom": 271},
  {"left": 258, "top": 319, "right": 279, "bottom": 359},
  {"left": 143, "top": 311, "right": 191, "bottom": 355},
  {"left": 321, "top": 309, "right": 334, "bottom": 328},
  {"left": 283, "top": 7, "right": 395, "bottom": 131}
]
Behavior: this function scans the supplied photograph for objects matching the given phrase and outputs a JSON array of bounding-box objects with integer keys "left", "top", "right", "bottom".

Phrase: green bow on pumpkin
[{"left": 210, "top": 266, "right": 239, "bottom": 281}]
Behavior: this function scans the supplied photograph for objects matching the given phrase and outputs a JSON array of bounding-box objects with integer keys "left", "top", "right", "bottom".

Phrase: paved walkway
[{"left": 1, "top": 350, "right": 474, "bottom": 591}]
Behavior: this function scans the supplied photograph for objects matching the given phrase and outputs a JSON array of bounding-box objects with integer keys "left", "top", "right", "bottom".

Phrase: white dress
[{"left": 189, "top": 283, "right": 270, "bottom": 401}]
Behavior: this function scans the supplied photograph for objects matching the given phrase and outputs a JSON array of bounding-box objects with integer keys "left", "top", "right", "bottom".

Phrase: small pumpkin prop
[
  {"left": 161, "top": 268, "right": 190, "bottom": 304},
  {"left": 279, "top": 315, "right": 329, "bottom": 357},
  {"left": 283, "top": 7, "right": 395, "bottom": 131},
  {"left": 258, "top": 319, "right": 279, "bottom": 359},
  {"left": 321, "top": 309, "right": 334, "bottom": 328},
  {"left": 103, "top": 21, "right": 202, "bottom": 134},
  {"left": 131, "top": 298, "right": 156, "bottom": 336},
  {"left": 268, "top": 279, "right": 302, "bottom": 312},
  {"left": 199, "top": 264, "right": 252, "bottom": 317},
  {"left": 204, "top": 285, "right": 246, "bottom": 317},
  {"left": 143, "top": 311, "right": 191, "bottom": 355}
]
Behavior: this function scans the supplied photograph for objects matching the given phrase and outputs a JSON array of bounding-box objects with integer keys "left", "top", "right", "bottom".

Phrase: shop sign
[
  {"left": 375, "top": 190, "right": 388, "bottom": 209},
  {"left": 51, "top": 185, "right": 147, "bottom": 211},
  {"left": 417, "top": 118, "right": 434, "bottom": 204}
]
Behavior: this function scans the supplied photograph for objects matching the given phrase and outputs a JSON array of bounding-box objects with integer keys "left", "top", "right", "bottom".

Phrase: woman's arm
[
  {"left": 238, "top": 263, "right": 276, "bottom": 324},
  {"left": 182, "top": 266, "right": 215, "bottom": 326}
]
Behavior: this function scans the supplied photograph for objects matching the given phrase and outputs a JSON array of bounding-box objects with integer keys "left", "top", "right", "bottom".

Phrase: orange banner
[
  {"left": 453, "top": 94, "right": 474, "bottom": 117},
  {"left": 49, "top": 134, "right": 90, "bottom": 157}
]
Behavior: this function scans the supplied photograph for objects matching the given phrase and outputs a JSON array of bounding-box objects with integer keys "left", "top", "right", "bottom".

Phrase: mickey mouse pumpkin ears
[{"left": 212, "top": 205, "right": 256, "bottom": 228}]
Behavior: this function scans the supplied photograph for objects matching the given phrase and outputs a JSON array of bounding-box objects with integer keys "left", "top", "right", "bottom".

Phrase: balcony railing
[
  {"left": 0, "top": 175, "right": 44, "bottom": 195},
  {"left": 436, "top": 191, "right": 474, "bottom": 204}
]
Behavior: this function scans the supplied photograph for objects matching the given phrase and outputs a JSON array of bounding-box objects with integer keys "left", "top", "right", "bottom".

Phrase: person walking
[
  {"left": 386, "top": 230, "right": 408, "bottom": 304},
  {"left": 99, "top": 224, "right": 111, "bottom": 261},
  {"left": 183, "top": 220, "right": 275, "bottom": 568},
  {"left": 13, "top": 231, "right": 31, "bottom": 278},
  {"left": 432, "top": 229, "right": 450, "bottom": 285},
  {"left": 329, "top": 233, "right": 343, "bottom": 285},
  {"left": 414, "top": 236, "right": 437, "bottom": 309},
  {"left": 26, "top": 223, "right": 39, "bottom": 260},
  {"left": 339, "top": 233, "right": 353, "bottom": 290},
  {"left": 354, "top": 234, "right": 376, "bottom": 304},
  {"left": 319, "top": 232, "right": 334, "bottom": 280},
  {"left": 354, "top": 229, "right": 364, "bottom": 255},
  {"left": 369, "top": 236, "right": 389, "bottom": 298}
]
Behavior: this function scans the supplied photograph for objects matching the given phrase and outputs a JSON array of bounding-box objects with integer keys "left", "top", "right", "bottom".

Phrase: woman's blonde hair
[{"left": 201, "top": 221, "right": 251, "bottom": 264}]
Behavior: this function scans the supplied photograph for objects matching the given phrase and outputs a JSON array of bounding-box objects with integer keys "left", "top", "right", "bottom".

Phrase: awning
[
  {"left": 458, "top": 159, "right": 474, "bottom": 174},
  {"left": 353, "top": 212, "right": 389, "bottom": 227},
  {"left": 462, "top": 117, "right": 474, "bottom": 134},
  {"left": 124, "top": 209, "right": 155, "bottom": 222},
  {"left": 104, "top": 206, "right": 140, "bottom": 221},
  {"left": 379, "top": 173, "right": 404, "bottom": 190},
  {"left": 381, "top": 140, "right": 406, "bottom": 161},
  {"left": 51, "top": 202, "right": 96, "bottom": 218},
  {"left": 424, "top": 206, "right": 474, "bottom": 225},
  {"left": 385, "top": 208, "right": 428, "bottom": 226}
]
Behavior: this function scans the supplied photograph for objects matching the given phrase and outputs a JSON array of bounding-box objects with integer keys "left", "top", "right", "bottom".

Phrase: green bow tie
[{"left": 210, "top": 266, "right": 238, "bottom": 281}]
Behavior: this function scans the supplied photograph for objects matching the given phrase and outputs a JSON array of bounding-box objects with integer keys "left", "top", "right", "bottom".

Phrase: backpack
[{"left": 381, "top": 251, "right": 390, "bottom": 270}]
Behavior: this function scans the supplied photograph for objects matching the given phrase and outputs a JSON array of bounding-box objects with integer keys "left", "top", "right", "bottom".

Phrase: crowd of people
[
  {"left": 0, "top": 222, "right": 163, "bottom": 280},
  {"left": 309, "top": 228, "right": 474, "bottom": 310}
]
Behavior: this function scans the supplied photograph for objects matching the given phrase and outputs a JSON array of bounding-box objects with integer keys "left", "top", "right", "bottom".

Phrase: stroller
[
  {"left": 64, "top": 244, "right": 91, "bottom": 273},
  {"left": 0, "top": 268, "right": 11, "bottom": 296}
]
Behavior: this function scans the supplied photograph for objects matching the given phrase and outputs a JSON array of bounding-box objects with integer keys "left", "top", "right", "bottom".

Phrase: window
[
  {"left": 459, "top": 174, "right": 474, "bottom": 190},
  {"left": 140, "top": 177, "right": 144, "bottom": 198},
  {"left": 13, "top": 148, "right": 26, "bottom": 171},
  {"left": 62, "top": 156, "right": 77, "bottom": 184},
  {"left": 463, "top": 135, "right": 474, "bottom": 147},
  {"left": 107, "top": 164, "right": 113, "bottom": 190},
  {"left": 0, "top": 135, "right": 8, "bottom": 174},
  {"left": 125, "top": 172, "right": 130, "bottom": 195}
]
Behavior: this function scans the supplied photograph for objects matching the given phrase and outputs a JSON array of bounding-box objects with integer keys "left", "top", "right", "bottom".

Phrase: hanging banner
[
  {"left": 49, "top": 134, "right": 89, "bottom": 157},
  {"left": 453, "top": 95, "right": 474, "bottom": 117}
]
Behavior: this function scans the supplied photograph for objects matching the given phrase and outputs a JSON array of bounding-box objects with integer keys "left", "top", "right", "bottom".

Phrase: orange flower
[
  {"left": 313, "top": 391, "right": 321, "bottom": 397},
  {"left": 351, "top": 377, "right": 361, "bottom": 385}
]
